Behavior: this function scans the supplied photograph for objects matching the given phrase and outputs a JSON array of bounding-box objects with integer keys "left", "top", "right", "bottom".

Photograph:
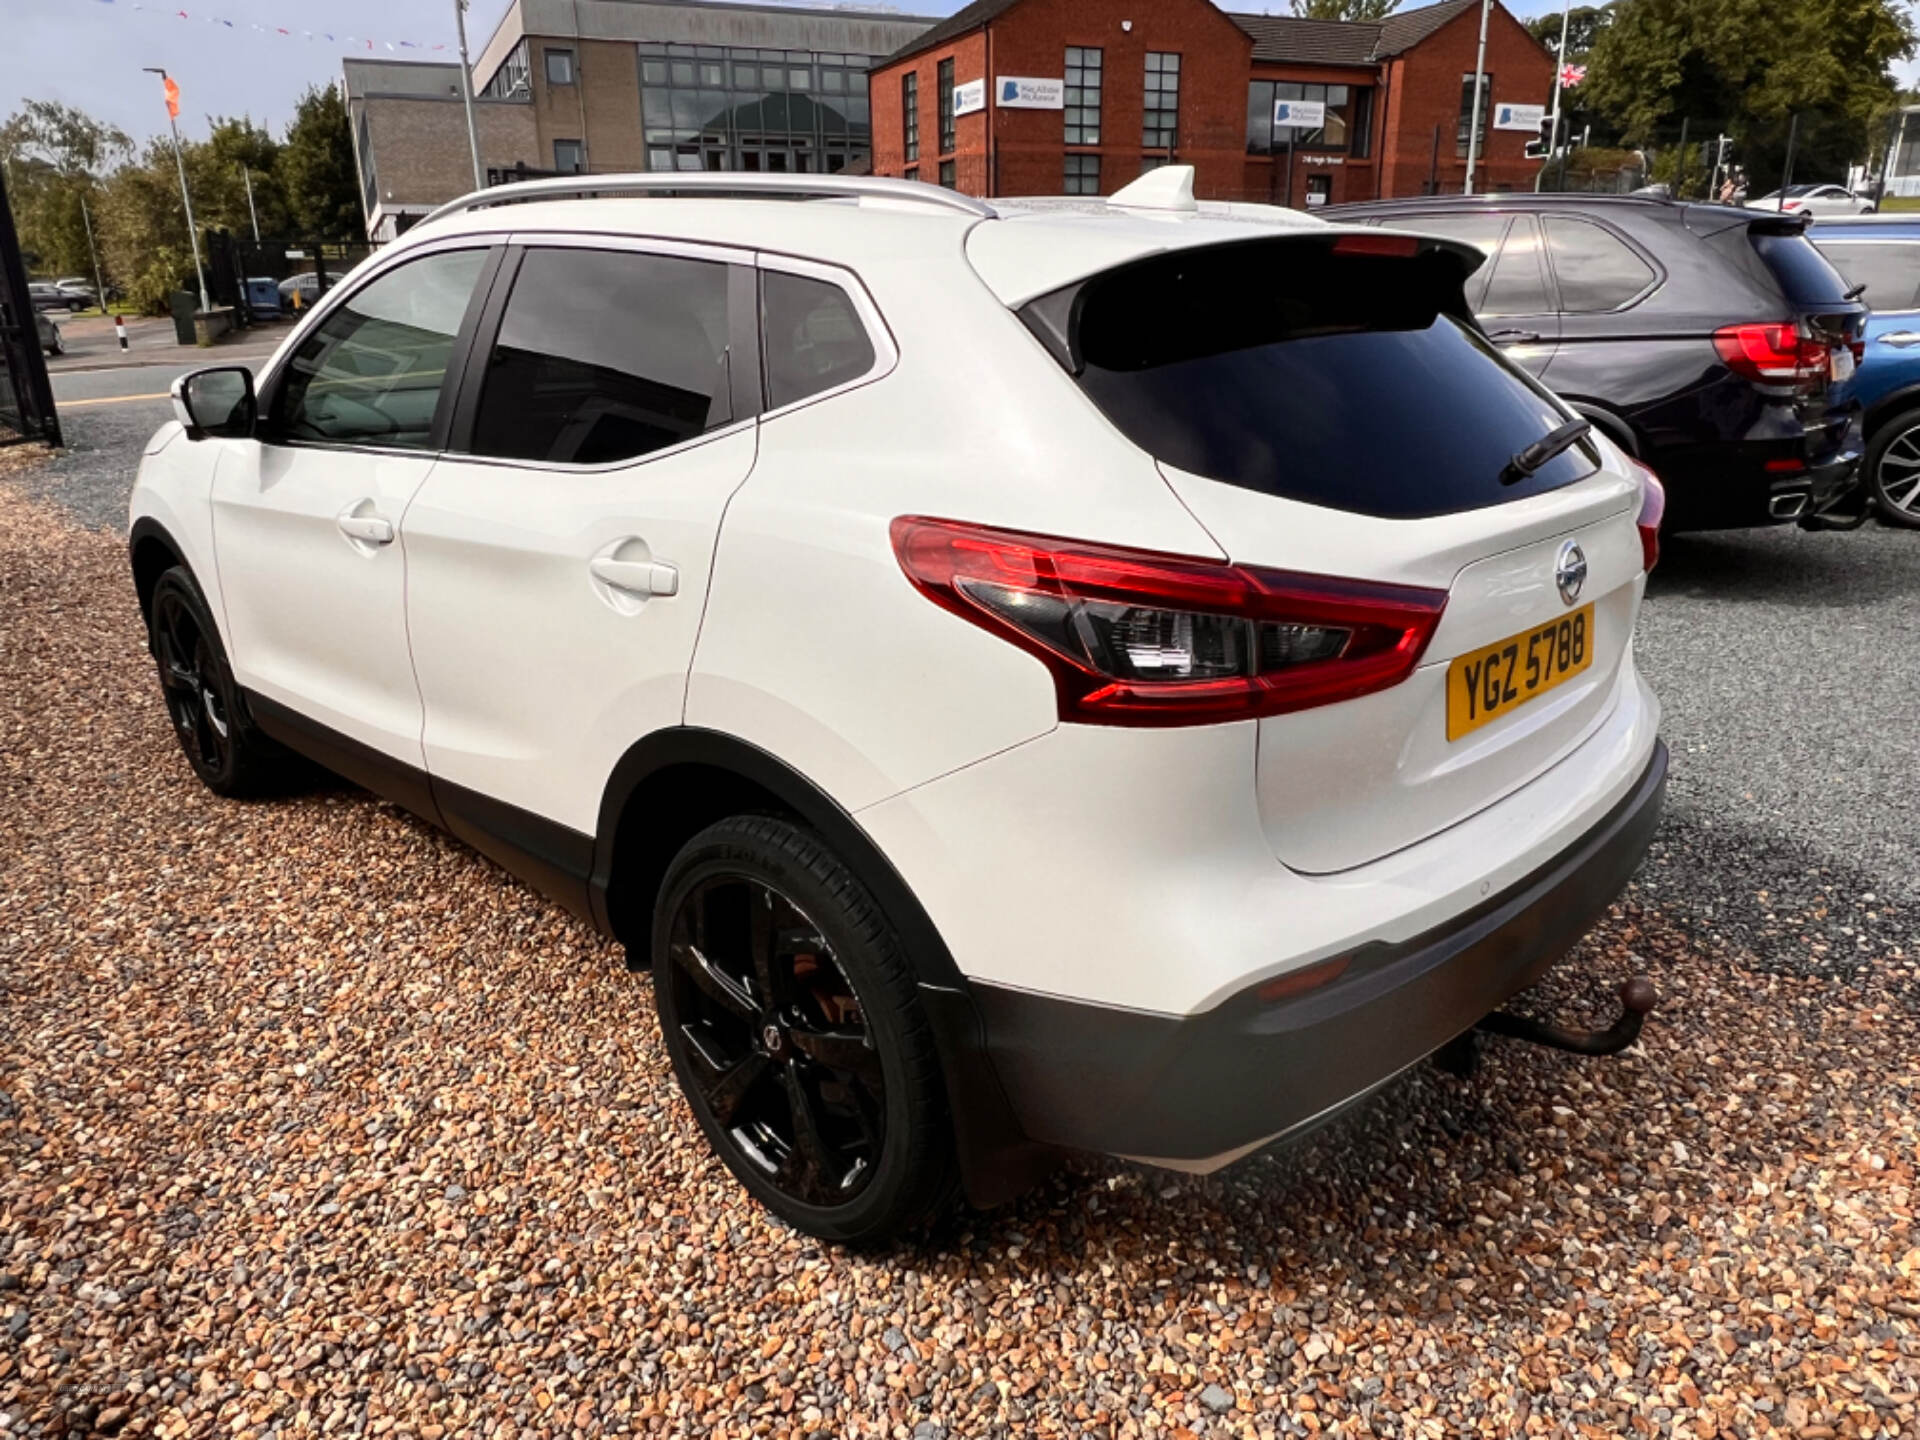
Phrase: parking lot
[{"left": 1, "top": 402, "right": 1915, "bottom": 1437}]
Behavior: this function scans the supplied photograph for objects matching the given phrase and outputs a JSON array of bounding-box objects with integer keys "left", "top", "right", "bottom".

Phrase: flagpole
[
  {"left": 145, "top": 67, "right": 209, "bottom": 312},
  {"left": 1537, "top": 0, "right": 1572, "bottom": 192},
  {"left": 1463, "top": 0, "right": 1493, "bottom": 195}
]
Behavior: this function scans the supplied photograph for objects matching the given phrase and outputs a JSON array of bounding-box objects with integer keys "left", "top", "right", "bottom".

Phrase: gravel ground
[{"left": 2, "top": 456, "right": 1917, "bottom": 1439}]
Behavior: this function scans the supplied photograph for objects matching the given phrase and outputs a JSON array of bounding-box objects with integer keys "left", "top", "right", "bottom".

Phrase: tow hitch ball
[{"left": 1435, "top": 976, "right": 1659, "bottom": 1077}]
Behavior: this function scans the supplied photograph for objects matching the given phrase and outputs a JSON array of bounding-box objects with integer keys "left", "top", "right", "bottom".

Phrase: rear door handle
[
  {"left": 1486, "top": 328, "right": 1543, "bottom": 344},
  {"left": 1877, "top": 331, "right": 1920, "bottom": 347},
  {"left": 589, "top": 555, "right": 679, "bottom": 597},
  {"left": 337, "top": 511, "right": 394, "bottom": 545}
]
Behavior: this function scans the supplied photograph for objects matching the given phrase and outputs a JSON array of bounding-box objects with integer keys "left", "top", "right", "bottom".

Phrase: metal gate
[{"left": 0, "top": 164, "right": 61, "bottom": 447}]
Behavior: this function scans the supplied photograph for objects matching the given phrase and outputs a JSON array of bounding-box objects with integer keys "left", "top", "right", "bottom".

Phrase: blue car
[{"left": 1811, "top": 215, "right": 1920, "bottom": 527}]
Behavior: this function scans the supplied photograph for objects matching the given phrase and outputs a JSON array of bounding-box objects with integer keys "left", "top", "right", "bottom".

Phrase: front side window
[
  {"left": 471, "top": 248, "right": 732, "bottom": 465},
  {"left": 1544, "top": 217, "right": 1656, "bottom": 312},
  {"left": 1144, "top": 52, "right": 1180, "bottom": 151},
  {"left": 271, "top": 248, "right": 488, "bottom": 450},
  {"left": 903, "top": 72, "right": 919, "bottom": 162},
  {"left": 938, "top": 58, "right": 955, "bottom": 153},
  {"left": 545, "top": 48, "right": 576, "bottom": 85},
  {"left": 1065, "top": 153, "right": 1101, "bottom": 195},
  {"left": 1458, "top": 73, "right": 1491, "bottom": 158},
  {"left": 1066, "top": 46, "right": 1102, "bottom": 145},
  {"left": 761, "top": 271, "right": 876, "bottom": 409},
  {"left": 554, "top": 139, "right": 585, "bottom": 173}
]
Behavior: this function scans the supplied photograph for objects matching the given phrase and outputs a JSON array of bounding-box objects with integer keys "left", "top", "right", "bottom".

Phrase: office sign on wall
[
  {"left": 1273, "top": 99, "right": 1327, "bottom": 129},
  {"left": 1494, "top": 103, "right": 1547, "bottom": 132},
  {"left": 997, "top": 76, "right": 1065, "bottom": 109},
  {"left": 953, "top": 79, "right": 986, "bottom": 116}
]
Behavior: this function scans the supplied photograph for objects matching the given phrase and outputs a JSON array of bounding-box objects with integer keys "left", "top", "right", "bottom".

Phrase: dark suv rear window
[
  {"left": 1021, "top": 237, "right": 1595, "bottom": 519},
  {"left": 1751, "top": 231, "right": 1855, "bottom": 306}
]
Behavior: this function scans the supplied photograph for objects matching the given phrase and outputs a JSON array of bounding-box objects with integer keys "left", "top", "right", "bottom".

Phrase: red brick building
[{"left": 868, "top": 0, "right": 1554, "bottom": 205}]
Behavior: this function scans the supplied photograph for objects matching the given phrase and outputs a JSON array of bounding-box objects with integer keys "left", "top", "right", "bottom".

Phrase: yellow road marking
[{"left": 58, "top": 391, "right": 172, "bottom": 407}]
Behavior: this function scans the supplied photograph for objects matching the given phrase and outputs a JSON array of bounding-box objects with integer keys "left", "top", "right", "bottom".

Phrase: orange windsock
[{"left": 163, "top": 76, "right": 180, "bottom": 119}]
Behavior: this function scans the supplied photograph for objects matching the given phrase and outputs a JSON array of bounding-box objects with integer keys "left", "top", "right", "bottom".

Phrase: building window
[
  {"left": 939, "top": 159, "right": 956, "bottom": 188},
  {"left": 1458, "top": 73, "right": 1492, "bottom": 158},
  {"left": 554, "top": 139, "right": 585, "bottom": 172},
  {"left": 1065, "top": 47, "right": 1102, "bottom": 145},
  {"left": 903, "top": 72, "right": 919, "bottom": 162},
  {"left": 938, "top": 59, "right": 955, "bottom": 153},
  {"left": 904, "top": 166, "right": 918, "bottom": 181},
  {"left": 1143, "top": 52, "right": 1180, "bottom": 152},
  {"left": 545, "top": 48, "right": 576, "bottom": 85},
  {"left": 481, "top": 40, "right": 531, "bottom": 100},
  {"left": 1245, "top": 82, "right": 1355, "bottom": 154},
  {"left": 636, "top": 43, "right": 879, "bottom": 177},
  {"left": 1349, "top": 86, "right": 1373, "bottom": 158},
  {"left": 1064, "top": 153, "right": 1100, "bottom": 195}
]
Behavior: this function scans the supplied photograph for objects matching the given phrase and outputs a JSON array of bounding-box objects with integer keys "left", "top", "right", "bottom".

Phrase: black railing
[{"left": 0, "top": 165, "right": 62, "bottom": 448}]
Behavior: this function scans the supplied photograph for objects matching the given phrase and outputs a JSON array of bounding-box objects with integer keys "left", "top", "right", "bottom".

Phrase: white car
[
  {"left": 130, "top": 168, "right": 1667, "bottom": 1242},
  {"left": 1747, "top": 183, "right": 1875, "bottom": 217}
]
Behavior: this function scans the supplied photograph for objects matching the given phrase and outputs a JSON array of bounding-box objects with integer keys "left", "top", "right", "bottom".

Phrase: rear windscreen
[
  {"left": 1021, "top": 237, "right": 1595, "bottom": 519},
  {"left": 1751, "top": 231, "right": 1857, "bottom": 306}
]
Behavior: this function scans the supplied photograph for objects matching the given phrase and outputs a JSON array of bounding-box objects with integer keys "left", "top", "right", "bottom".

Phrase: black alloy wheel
[
  {"left": 651, "top": 816, "right": 957, "bottom": 1243},
  {"left": 146, "top": 567, "right": 292, "bottom": 796}
]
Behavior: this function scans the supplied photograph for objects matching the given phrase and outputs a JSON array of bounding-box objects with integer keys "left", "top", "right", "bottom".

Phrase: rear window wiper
[{"left": 1502, "top": 417, "right": 1591, "bottom": 485}]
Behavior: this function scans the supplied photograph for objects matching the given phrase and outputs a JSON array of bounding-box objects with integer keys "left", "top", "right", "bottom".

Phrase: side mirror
[{"left": 171, "top": 366, "right": 256, "bottom": 440}]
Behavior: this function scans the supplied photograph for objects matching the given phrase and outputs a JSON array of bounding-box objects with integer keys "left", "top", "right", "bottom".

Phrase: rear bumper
[
  {"left": 967, "top": 739, "right": 1668, "bottom": 1169},
  {"left": 1657, "top": 414, "right": 1862, "bottom": 530}
]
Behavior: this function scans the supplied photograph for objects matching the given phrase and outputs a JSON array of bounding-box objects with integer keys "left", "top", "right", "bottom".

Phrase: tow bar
[{"left": 1435, "top": 976, "right": 1658, "bottom": 1076}]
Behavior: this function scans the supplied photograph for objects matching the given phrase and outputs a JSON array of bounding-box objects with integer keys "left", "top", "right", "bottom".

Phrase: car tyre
[
  {"left": 651, "top": 814, "right": 958, "bottom": 1244},
  {"left": 146, "top": 567, "right": 296, "bottom": 796},
  {"left": 1863, "top": 407, "right": 1920, "bottom": 529}
]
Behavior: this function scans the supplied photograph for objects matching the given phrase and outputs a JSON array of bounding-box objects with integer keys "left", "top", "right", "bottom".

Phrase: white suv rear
[{"left": 130, "top": 169, "right": 1666, "bottom": 1242}]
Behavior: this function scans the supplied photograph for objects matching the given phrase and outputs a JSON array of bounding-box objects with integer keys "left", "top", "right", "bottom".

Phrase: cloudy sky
[{"left": 6, "top": 0, "right": 1916, "bottom": 150}]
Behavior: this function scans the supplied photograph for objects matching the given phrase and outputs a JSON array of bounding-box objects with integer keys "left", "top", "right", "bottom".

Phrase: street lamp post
[
  {"left": 452, "top": 0, "right": 484, "bottom": 190},
  {"left": 143, "top": 67, "right": 209, "bottom": 312},
  {"left": 80, "top": 194, "right": 109, "bottom": 316},
  {"left": 1462, "top": 0, "right": 1494, "bottom": 196}
]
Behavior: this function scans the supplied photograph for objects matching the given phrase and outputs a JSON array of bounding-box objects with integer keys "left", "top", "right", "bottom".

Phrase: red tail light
[
  {"left": 1631, "top": 461, "right": 1665, "bottom": 572},
  {"left": 890, "top": 516, "right": 1447, "bottom": 726},
  {"left": 1712, "top": 322, "right": 1831, "bottom": 386}
]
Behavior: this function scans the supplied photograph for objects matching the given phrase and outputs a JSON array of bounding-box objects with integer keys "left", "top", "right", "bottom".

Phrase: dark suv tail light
[
  {"left": 891, "top": 517, "right": 1447, "bottom": 726},
  {"left": 1712, "top": 322, "right": 1832, "bottom": 387}
]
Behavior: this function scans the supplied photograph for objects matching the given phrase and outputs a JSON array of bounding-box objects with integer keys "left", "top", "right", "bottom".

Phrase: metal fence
[{"left": 0, "top": 164, "right": 62, "bottom": 448}]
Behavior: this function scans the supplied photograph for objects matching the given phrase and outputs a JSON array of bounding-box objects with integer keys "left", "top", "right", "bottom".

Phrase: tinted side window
[
  {"left": 1814, "top": 241, "right": 1920, "bottom": 310},
  {"left": 1544, "top": 217, "right": 1656, "bottom": 312},
  {"left": 1380, "top": 214, "right": 1508, "bottom": 309},
  {"left": 472, "top": 248, "right": 731, "bottom": 465},
  {"left": 1752, "top": 231, "right": 1859, "bottom": 307},
  {"left": 761, "top": 271, "right": 877, "bottom": 410},
  {"left": 1482, "top": 216, "right": 1552, "bottom": 316},
  {"left": 272, "top": 249, "right": 487, "bottom": 449}
]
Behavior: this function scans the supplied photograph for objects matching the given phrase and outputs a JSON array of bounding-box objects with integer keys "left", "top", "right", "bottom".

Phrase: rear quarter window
[
  {"left": 1543, "top": 217, "right": 1657, "bottom": 312},
  {"left": 1021, "top": 236, "right": 1596, "bottom": 520}
]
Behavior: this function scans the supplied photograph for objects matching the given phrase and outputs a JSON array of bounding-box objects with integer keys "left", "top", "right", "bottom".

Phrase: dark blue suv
[{"left": 1811, "top": 215, "right": 1920, "bottom": 527}]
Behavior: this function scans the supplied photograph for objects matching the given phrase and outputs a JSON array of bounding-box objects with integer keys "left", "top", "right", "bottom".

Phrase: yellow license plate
[{"left": 1446, "top": 603, "right": 1595, "bottom": 741}]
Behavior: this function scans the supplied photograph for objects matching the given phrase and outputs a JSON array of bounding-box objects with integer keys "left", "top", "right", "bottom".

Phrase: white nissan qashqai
[{"left": 130, "top": 168, "right": 1667, "bottom": 1243}]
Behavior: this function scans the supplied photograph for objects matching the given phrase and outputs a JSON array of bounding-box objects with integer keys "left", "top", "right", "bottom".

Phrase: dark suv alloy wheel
[
  {"left": 146, "top": 567, "right": 294, "bottom": 796},
  {"left": 651, "top": 815, "right": 957, "bottom": 1243}
]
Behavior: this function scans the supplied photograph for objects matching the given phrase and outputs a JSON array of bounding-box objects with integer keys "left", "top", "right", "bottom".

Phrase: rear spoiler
[{"left": 1685, "top": 203, "right": 1812, "bottom": 239}]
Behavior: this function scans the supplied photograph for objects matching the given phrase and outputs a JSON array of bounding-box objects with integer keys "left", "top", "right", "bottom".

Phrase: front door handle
[
  {"left": 589, "top": 555, "right": 679, "bottom": 597},
  {"left": 1486, "top": 328, "right": 1543, "bottom": 344},
  {"left": 337, "top": 511, "right": 394, "bottom": 545},
  {"left": 1877, "top": 330, "right": 1920, "bottom": 347}
]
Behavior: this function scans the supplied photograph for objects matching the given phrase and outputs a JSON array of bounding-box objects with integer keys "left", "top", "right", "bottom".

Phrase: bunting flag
[{"left": 91, "top": 0, "right": 453, "bottom": 56}]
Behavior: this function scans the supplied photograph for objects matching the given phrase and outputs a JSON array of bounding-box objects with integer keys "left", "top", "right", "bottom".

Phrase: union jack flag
[{"left": 1560, "top": 63, "right": 1588, "bottom": 87}]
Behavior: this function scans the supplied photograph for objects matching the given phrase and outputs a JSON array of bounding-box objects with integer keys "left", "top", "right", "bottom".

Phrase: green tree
[
  {"left": 1290, "top": 0, "right": 1403, "bottom": 22},
  {"left": 1581, "top": 0, "right": 1914, "bottom": 193},
  {"left": 277, "top": 84, "right": 361, "bottom": 240},
  {"left": 0, "top": 99, "right": 130, "bottom": 279}
]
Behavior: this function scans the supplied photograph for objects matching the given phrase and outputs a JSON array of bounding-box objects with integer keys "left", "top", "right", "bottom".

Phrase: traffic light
[{"left": 1525, "top": 113, "right": 1558, "bottom": 161}]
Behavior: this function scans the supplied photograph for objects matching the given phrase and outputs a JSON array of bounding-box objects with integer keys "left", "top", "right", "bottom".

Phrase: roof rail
[{"left": 420, "top": 172, "right": 998, "bottom": 228}]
